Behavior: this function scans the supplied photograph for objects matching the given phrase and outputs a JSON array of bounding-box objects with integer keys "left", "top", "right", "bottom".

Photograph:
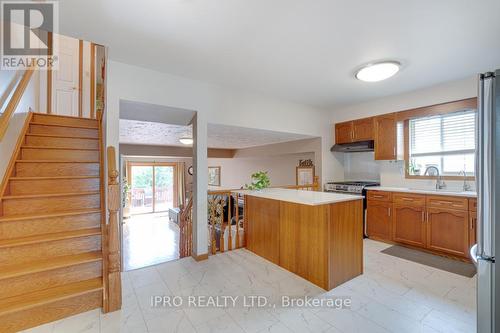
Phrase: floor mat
[{"left": 381, "top": 245, "right": 476, "bottom": 278}]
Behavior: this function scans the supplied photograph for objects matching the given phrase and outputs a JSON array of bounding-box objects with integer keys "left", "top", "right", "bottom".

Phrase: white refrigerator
[{"left": 472, "top": 69, "right": 500, "bottom": 333}]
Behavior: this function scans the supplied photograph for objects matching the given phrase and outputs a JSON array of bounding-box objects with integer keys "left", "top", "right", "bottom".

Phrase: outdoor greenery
[{"left": 132, "top": 166, "right": 174, "bottom": 189}]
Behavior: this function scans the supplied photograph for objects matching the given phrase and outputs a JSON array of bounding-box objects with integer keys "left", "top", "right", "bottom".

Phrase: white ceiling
[
  {"left": 119, "top": 120, "right": 314, "bottom": 149},
  {"left": 59, "top": 0, "right": 500, "bottom": 108}
]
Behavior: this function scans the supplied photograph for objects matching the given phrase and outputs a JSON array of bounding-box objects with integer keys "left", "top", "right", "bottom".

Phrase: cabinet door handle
[
  {"left": 426, "top": 212, "right": 429, "bottom": 222},
  {"left": 421, "top": 211, "right": 425, "bottom": 222},
  {"left": 388, "top": 207, "right": 391, "bottom": 217},
  {"left": 402, "top": 198, "right": 414, "bottom": 201},
  {"left": 373, "top": 195, "right": 384, "bottom": 199}
]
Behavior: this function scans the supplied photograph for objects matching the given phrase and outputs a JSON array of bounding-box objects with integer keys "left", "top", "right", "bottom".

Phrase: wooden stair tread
[
  {"left": 31, "top": 112, "right": 98, "bottom": 121},
  {"left": 0, "top": 252, "right": 102, "bottom": 280},
  {"left": 0, "top": 278, "right": 102, "bottom": 315},
  {"left": 9, "top": 176, "right": 100, "bottom": 180},
  {"left": 15, "top": 160, "right": 99, "bottom": 163},
  {"left": 30, "top": 122, "right": 98, "bottom": 130},
  {"left": 0, "top": 208, "right": 101, "bottom": 222},
  {"left": 21, "top": 146, "right": 99, "bottom": 151},
  {"left": 25, "top": 133, "right": 99, "bottom": 140},
  {"left": 0, "top": 228, "right": 101, "bottom": 249},
  {"left": 2, "top": 190, "right": 100, "bottom": 200}
]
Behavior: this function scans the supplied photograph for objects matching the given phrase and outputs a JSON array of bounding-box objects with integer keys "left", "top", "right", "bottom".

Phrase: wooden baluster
[
  {"left": 235, "top": 193, "right": 240, "bottom": 249},
  {"left": 106, "top": 146, "right": 122, "bottom": 312},
  {"left": 227, "top": 193, "right": 232, "bottom": 251},
  {"left": 219, "top": 196, "right": 225, "bottom": 253}
]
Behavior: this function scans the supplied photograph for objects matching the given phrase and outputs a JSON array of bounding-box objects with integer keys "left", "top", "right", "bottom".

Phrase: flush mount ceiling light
[
  {"left": 179, "top": 137, "right": 193, "bottom": 145},
  {"left": 355, "top": 61, "right": 401, "bottom": 82}
]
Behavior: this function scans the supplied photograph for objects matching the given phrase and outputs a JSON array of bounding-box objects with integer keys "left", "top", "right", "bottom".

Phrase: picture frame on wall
[
  {"left": 296, "top": 166, "right": 314, "bottom": 186},
  {"left": 208, "top": 166, "right": 221, "bottom": 186}
]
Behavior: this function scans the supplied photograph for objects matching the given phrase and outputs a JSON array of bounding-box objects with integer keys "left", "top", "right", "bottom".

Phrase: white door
[{"left": 52, "top": 34, "right": 79, "bottom": 117}]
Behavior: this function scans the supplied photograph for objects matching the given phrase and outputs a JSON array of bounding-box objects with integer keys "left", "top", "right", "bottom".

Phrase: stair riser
[
  {"left": 0, "top": 235, "right": 101, "bottom": 269},
  {"left": 25, "top": 136, "right": 99, "bottom": 149},
  {"left": 15, "top": 162, "right": 100, "bottom": 177},
  {"left": 0, "top": 261, "right": 102, "bottom": 299},
  {"left": 0, "top": 213, "right": 101, "bottom": 240},
  {"left": 32, "top": 114, "right": 98, "bottom": 128},
  {"left": 9, "top": 178, "right": 100, "bottom": 195},
  {"left": 21, "top": 148, "right": 99, "bottom": 161},
  {"left": 30, "top": 124, "right": 98, "bottom": 138},
  {"left": 0, "top": 289, "right": 102, "bottom": 333},
  {"left": 3, "top": 194, "right": 101, "bottom": 216}
]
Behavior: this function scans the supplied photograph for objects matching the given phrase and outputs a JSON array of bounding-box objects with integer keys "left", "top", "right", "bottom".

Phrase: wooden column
[{"left": 105, "top": 146, "right": 122, "bottom": 312}]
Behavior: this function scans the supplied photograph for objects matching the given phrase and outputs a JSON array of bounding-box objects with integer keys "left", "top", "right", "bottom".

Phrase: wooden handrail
[
  {"left": 179, "top": 196, "right": 193, "bottom": 257},
  {"left": 0, "top": 69, "right": 34, "bottom": 140},
  {"left": 105, "top": 146, "right": 121, "bottom": 312}
]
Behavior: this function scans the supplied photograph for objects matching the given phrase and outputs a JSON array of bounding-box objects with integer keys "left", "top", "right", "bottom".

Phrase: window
[{"left": 408, "top": 109, "right": 476, "bottom": 177}]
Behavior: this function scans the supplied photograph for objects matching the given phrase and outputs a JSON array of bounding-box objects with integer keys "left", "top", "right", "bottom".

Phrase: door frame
[{"left": 126, "top": 161, "right": 179, "bottom": 213}]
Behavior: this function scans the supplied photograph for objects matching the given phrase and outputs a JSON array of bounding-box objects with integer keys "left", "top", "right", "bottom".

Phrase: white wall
[
  {"left": 333, "top": 76, "right": 478, "bottom": 190},
  {"left": 107, "top": 60, "right": 336, "bottom": 256},
  {"left": 0, "top": 71, "right": 40, "bottom": 180},
  {"left": 107, "top": 61, "right": 335, "bottom": 182},
  {"left": 208, "top": 152, "right": 315, "bottom": 189}
]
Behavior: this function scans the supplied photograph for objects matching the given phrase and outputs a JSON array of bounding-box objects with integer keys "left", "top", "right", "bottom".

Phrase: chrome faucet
[
  {"left": 460, "top": 170, "right": 472, "bottom": 191},
  {"left": 424, "top": 166, "right": 446, "bottom": 190}
]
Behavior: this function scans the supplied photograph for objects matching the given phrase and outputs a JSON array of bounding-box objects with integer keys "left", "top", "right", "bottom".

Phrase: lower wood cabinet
[
  {"left": 366, "top": 190, "right": 476, "bottom": 260},
  {"left": 470, "top": 210, "right": 477, "bottom": 248},
  {"left": 427, "top": 208, "right": 469, "bottom": 257},
  {"left": 366, "top": 200, "right": 392, "bottom": 240},
  {"left": 392, "top": 204, "right": 426, "bottom": 247}
]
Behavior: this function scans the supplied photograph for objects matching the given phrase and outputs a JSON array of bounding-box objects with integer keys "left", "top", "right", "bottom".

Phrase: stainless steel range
[
  {"left": 324, "top": 181, "right": 380, "bottom": 237},
  {"left": 324, "top": 181, "right": 380, "bottom": 195}
]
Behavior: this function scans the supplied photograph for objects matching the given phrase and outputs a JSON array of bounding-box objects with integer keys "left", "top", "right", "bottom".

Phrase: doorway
[{"left": 123, "top": 162, "right": 180, "bottom": 271}]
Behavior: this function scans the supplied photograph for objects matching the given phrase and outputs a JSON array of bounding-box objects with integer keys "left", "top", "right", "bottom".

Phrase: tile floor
[
  {"left": 123, "top": 213, "right": 180, "bottom": 271},
  {"left": 23, "top": 239, "right": 476, "bottom": 333}
]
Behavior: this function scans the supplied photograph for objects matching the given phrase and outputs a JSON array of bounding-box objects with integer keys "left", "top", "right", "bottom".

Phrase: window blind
[{"left": 410, "top": 110, "right": 476, "bottom": 157}]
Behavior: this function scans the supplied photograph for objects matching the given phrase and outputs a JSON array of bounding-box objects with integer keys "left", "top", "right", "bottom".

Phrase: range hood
[{"left": 330, "top": 140, "right": 374, "bottom": 153}]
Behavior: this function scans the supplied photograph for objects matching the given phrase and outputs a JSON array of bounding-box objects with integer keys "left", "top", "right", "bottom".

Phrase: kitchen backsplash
[{"left": 343, "top": 152, "right": 476, "bottom": 191}]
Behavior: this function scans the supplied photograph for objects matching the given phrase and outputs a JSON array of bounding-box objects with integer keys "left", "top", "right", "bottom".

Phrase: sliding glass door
[{"left": 129, "top": 163, "right": 177, "bottom": 215}]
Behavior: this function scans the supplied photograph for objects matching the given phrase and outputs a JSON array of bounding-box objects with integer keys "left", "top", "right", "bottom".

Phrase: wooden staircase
[{"left": 0, "top": 112, "right": 106, "bottom": 332}]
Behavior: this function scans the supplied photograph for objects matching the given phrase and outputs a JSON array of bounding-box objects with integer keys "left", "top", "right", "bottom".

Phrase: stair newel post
[{"left": 106, "top": 146, "right": 122, "bottom": 312}]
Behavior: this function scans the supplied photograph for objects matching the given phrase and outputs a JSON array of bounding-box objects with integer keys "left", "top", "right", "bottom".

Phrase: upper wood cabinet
[
  {"left": 335, "top": 117, "right": 374, "bottom": 144},
  {"left": 335, "top": 121, "right": 354, "bottom": 144},
  {"left": 374, "top": 113, "right": 397, "bottom": 160},
  {"left": 352, "top": 117, "right": 374, "bottom": 141}
]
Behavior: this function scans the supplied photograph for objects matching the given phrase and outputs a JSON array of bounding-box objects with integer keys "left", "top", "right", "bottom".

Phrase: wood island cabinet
[{"left": 245, "top": 193, "right": 364, "bottom": 290}]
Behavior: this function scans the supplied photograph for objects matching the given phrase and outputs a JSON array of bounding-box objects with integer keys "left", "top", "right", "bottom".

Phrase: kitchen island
[{"left": 233, "top": 188, "right": 364, "bottom": 290}]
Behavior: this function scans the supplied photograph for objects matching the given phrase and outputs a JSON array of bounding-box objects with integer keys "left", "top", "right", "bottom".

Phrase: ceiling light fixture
[
  {"left": 179, "top": 137, "right": 193, "bottom": 145},
  {"left": 355, "top": 61, "right": 401, "bottom": 82}
]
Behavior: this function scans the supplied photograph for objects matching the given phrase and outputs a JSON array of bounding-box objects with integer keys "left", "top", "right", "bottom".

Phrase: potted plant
[{"left": 244, "top": 171, "right": 271, "bottom": 190}]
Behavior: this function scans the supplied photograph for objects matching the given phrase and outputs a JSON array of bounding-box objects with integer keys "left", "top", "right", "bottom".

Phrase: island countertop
[{"left": 232, "top": 188, "right": 363, "bottom": 206}]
